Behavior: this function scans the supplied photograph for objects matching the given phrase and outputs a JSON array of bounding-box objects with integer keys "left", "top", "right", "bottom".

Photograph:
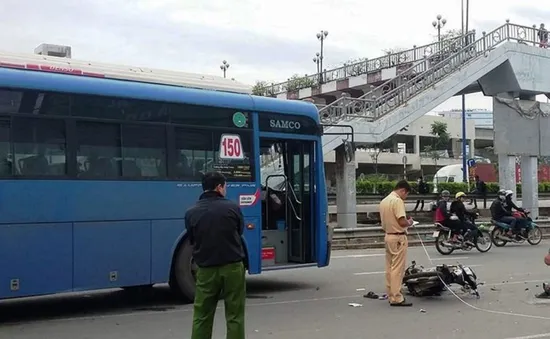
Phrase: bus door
[{"left": 260, "top": 138, "right": 315, "bottom": 265}]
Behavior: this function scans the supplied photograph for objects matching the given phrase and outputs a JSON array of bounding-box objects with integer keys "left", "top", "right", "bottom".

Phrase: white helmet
[
  {"left": 505, "top": 189, "right": 514, "bottom": 198},
  {"left": 497, "top": 189, "right": 506, "bottom": 200}
]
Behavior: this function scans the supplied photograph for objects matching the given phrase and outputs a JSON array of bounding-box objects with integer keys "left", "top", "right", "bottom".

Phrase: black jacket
[
  {"left": 504, "top": 197, "right": 523, "bottom": 213},
  {"left": 185, "top": 191, "right": 246, "bottom": 268},
  {"left": 490, "top": 199, "right": 512, "bottom": 220},
  {"left": 417, "top": 181, "right": 429, "bottom": 194},
  {"left": 450, "top": 200, "right": 475, "bottom": 222}
]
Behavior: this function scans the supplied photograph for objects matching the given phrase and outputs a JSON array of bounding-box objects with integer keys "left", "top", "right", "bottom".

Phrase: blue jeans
[{"left": 498, "top": 216, "right": 517, "bottom": 231}]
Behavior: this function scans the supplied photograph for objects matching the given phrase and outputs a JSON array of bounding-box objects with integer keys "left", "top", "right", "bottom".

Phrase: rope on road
[{"left": 413, "top": 224, "right": 550, "bottom": 321}]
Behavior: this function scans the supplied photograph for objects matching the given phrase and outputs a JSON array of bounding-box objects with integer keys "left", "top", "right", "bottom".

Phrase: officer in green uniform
[{"left": 185, "top": 172, "right": 246, "bottom": 339}]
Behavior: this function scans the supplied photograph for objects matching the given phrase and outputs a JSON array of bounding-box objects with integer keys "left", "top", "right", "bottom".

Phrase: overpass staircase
[{"left": 319, "top": 22, "right": 541, "bottom": 154}]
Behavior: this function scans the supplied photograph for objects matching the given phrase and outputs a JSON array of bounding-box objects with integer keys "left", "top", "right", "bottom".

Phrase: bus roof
[
  {"left": 0, "top": 65, "right": 320, "bottom": 122},
  {"left": 0, "top": 50, "right": 252, "bottom": 94}
]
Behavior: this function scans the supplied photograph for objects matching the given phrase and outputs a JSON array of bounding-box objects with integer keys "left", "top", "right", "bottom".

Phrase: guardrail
[
  {"left": 327, "top": 192, "right": 550, "bottom": 208},
  {"left": 332, "top": 220, "right": 550, "bottom": 250}
]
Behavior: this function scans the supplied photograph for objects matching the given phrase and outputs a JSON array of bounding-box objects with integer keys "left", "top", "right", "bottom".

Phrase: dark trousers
[
  {"left": 461, "top": 220, "right": 476, "bottom": 239},
  {"left": 414, "top": 200, "right": 425, "bottom": 210},
  {"left": 498, "top": 216, "right": 517, "bottom": 231},
  {"left": 191, "top": 261, "right": 246, "bottom": 339}
]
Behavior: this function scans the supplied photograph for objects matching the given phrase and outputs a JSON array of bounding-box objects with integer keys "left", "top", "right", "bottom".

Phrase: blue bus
[{"left": 0, "top": 57, "right": 331, "bottom": 301}]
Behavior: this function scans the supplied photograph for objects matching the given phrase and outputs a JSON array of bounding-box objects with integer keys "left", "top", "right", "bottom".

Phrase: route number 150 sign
[{"left": 219, "top": 134, "right": 244, "bottom": 160}]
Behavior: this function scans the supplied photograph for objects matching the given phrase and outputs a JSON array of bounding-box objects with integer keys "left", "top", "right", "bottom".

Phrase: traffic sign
[
  {"left": 402, "top": 156, "right": 408, "bottom": 164},
  {"left": 467, "top": 158, "right": 476, "bottom": 167}
]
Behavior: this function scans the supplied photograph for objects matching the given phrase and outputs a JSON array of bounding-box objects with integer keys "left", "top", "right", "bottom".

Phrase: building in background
[{"left": 436, "top": 108, "right": 493, "bottom": 129}]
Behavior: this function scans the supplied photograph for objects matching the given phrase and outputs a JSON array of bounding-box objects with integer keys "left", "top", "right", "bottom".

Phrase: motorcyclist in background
[
  {"left": 503, "top": 189, "right": 528, "bottom": 236},
  {"left": 490, "top": 189, "right": 516, "bottom": 236},
  {"left": 434, "top": 190, "right": 452, "bottom": 226},
  {"left": 450, "top": 192, "right": 478, "bottom": 243}
]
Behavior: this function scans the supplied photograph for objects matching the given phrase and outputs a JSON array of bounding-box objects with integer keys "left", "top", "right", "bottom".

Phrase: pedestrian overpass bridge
[
  {"left": 319, "top": 22, "right": 550, "bottom": 151},
  {"left": 261, "top": 21, "right": 550, "bottom": 228}
]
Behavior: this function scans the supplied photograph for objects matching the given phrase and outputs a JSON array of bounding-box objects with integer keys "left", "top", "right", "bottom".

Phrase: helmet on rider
[
  {"left": 497, "top": 189, "right": 506, "bottom": 200},
  {"left": 505, "top": 189, "right": 514, "bottom": 198},
  {"left": 441, "top": 190, "right": 450, "bottom": 197},
  {"left": 455, "top": 191, "right": 466, "bottom": 199}
]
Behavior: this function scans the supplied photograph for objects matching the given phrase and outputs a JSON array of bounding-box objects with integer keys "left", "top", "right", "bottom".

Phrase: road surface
[{"left": 2, "top": 243, "right": 550, "bottom": 339}]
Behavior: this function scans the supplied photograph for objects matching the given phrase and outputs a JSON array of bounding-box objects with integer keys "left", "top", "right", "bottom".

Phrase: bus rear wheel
[{"left": 170, "top": 238, "right": 197, "bottom": 302}]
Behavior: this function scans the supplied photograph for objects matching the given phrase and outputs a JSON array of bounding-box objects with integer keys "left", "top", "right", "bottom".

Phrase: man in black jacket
[
  {"left": 450, "top": 192, "right": 477, "bottom": 242},
  {"left": 413, "top": 177, "right": 429, "bottom": 211},
  {"left": 186, "top": 172, "right": 246, "bottom": 339},
  {"left": 490, "top": 189, "right": 516, "bottom": 236}
]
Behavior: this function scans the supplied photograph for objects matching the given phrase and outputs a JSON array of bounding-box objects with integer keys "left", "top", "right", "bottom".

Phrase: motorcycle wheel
[
  {"left": 435, "top": 232, "right": 454, "bottom": 255},
  {"left": 475, "top": 230, "right": 492, "bottom": 253},
  {"left": 491, "top": 227, "right": 508, "bottom": 247},
  {"left": 527, "top": 226, "right": 543, "bottom": 245}
]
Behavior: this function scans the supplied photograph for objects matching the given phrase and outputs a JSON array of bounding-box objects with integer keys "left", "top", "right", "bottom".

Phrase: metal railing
[
  {"left": 262, "top": 33, "right": 475, "bottom": 95},
  {"left": 318, "top": 21, "right": 543, "bottom": 127}
]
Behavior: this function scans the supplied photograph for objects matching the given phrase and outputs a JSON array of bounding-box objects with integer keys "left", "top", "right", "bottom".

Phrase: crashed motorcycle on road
[{"left": 402, "top": 261, "right": 480, "bottom": 298}]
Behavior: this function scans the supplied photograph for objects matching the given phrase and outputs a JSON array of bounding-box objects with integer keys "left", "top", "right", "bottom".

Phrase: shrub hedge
[{"left": 355, "top": 180, "right": 550, "bottom": 195}]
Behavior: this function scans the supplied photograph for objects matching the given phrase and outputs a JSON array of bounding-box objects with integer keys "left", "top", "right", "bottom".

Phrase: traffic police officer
[
  {"left": 379, "top": 180, "right": 414, "bottom": 307},
  {"left": 186, "top": 172, "right": 246, "bottom": 339}
]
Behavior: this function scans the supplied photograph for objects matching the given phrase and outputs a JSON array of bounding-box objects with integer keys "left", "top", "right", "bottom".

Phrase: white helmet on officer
[{"left": 497, "top": 189, "right": 506, "bottom": 200}]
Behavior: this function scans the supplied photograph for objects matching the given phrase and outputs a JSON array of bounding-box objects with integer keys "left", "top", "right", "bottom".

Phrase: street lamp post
[
  {"left": 432, "top": 14, "right": 447, "bottom": 42},
  {"left": 316, "top": 30, "right": 328, "bottom": 83},
  {"left": 312, "top": 52, "right": 320, "bottom": 81},
  {"left": 461, "top": 0, "right": 470, "bottom": 182},
  {"left": 220, "top": 60, "right": 230, "bottom": 78}
]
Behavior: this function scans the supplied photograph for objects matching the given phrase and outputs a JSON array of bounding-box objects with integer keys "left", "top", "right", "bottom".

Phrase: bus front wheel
[{"left": 170, "top": 238, "right": 197, "bottom": 302}]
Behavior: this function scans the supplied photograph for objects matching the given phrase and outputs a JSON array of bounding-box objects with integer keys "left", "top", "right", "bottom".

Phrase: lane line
[
  {"left": 332, "top": 254, "right": 384, "bottom": 259},
  {"left": 353, "top": 264, "right": 483, "bottom": 276},
  {"left": 505, "top": 333, "right": 550, "bottom": 339},
  {"left": 2, "top": 294, "right": 360, "bottom": 325},
  {"left": 332, "top": 254, "right": 470, "bottom": 261}
]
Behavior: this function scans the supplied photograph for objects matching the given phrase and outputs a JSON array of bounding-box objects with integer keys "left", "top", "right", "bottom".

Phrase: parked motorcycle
[
  {"left": 433, "top": 213, "right": 492, "bottom": 255},
  {"left": 490, "top": 210, "right": 542, "bottom": 247},
  {"left": 402, "top": 260, "right": 480, "bottom": 298}
]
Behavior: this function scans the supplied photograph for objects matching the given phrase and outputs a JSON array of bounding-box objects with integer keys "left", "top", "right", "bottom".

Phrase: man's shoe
[{"left": 390, "top": 300, "right": 413, "bottom": 307}]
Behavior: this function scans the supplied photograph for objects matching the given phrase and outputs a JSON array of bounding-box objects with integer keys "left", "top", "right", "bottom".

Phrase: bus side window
[{"left": 12, "top": 117, "right": 67, "bottom": 177}]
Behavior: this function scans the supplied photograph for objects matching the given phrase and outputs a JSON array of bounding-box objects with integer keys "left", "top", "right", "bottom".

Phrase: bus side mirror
[{"left": 343, "top": 139, "right": 355, "bottom": 163}]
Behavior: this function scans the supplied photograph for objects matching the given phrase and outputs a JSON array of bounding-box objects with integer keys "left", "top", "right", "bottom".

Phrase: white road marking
[
  {"left": 332, "top": 254, "right": 470, "bottom": 261},
  {"left": 484, "top": 279, "right": 546, "bottom": 287},
  {"left": 353, "top": 264, "right": 483, "bottom": 276},
  {"left": 332, "top": 254, "right": 384, "bottom": 259},
  {"left": 3, "top": 294, "right": 360, "bottom": 325},
  {"left": 505, "top": 333, "right": 550, "bottom": 339},
  {"left": 430, "top": 256, "right": 469, "bottom": 261}
]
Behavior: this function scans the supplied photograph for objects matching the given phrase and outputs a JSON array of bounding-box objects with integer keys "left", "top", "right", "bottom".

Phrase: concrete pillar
[
  {"left": 498, "top": 154, "right": 517, "bottom": 197},
  {"left": 468, "top": 139, "right": 475, "bottom": 159},
  {"left": 451, "top": 138, "right": 461, "bottom": 158},
  {"left": 413, "top": 135, "right": 420, "bottom": 154},
  {"left": 335, "top": 145, "right": 357, "bottom": 229},
  {"left": 520, "top": 155, "right": 539, "bottom": 219}
]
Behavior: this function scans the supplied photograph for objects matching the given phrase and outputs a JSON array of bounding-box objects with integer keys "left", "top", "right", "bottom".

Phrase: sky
[{"left": 0, "top": 0, "right": 546, "bottom": 111}]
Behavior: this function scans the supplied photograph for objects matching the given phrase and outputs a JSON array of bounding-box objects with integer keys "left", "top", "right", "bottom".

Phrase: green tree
[
  {"left": 424, "top": 121, "right": 450, "bottom": 175},
  {"left": 437, "top": 28, "right": 463, "bottom": 41},
  {"left": 252, "top": 80, "right": 274, "bottom": 96},
  {"left": 369, "top": 136, "right": 396, "bottom": 175},
  {"left": 284, "top": 74, "right": 316, "bottom": 92},
  {"left": 382, "top": 47, "right": 408, "bottom": 55},
  {"left": 343, "top": 57, "right": 368, "bottom": 77}
]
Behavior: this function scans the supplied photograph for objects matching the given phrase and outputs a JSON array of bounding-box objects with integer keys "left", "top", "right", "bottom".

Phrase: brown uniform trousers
[
  {"left": 384, "top": 234, "right": 408, "bottom": 303},
  {"left": 379, "top": 191, "right": 408, "bottom": 304}
]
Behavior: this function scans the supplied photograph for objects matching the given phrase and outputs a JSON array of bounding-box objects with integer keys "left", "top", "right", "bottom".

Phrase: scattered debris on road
[
  {"left": 348, "top": 303, "right": 363, "bottom": 307},
  {"left": 419, "top": 309, "right": 427, "bottom": 313},
  {"left": 363, "top": 291, "right": 379, "bottom": 299}
]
